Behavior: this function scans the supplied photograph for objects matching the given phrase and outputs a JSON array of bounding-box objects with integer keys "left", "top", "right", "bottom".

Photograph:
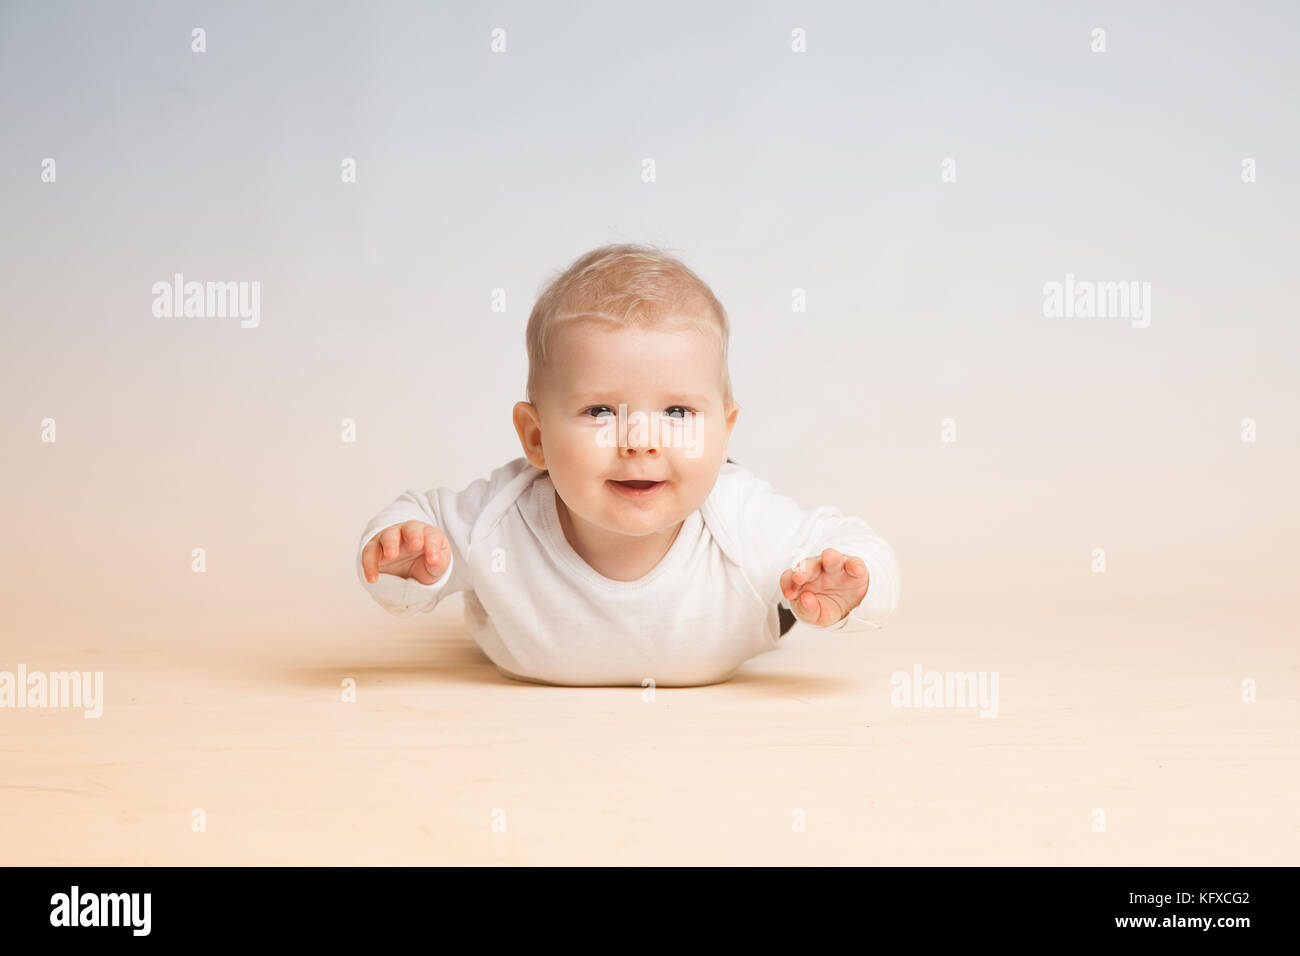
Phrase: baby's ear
[
  {"left": 512, "top": 401, "right": 546, "bottom": 469},
  {"left": 723, "top": 402, "right": 740, "bottom": 434}
]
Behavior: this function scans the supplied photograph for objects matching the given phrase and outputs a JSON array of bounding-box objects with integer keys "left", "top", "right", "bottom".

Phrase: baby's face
[{"left": 515, "top": 318, "right": 738, "bottom": 538}]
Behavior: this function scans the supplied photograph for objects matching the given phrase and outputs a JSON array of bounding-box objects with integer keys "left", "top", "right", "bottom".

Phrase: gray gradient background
[{"left": 4, "top": 1, "right": 1298, "bottom": 612}]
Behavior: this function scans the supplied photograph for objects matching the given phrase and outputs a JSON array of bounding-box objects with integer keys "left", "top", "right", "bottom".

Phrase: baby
[{"left": 356, "top": 244, "right": 900, "bottom": 686}]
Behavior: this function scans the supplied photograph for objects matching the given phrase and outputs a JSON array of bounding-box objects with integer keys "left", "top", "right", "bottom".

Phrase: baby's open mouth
[{"left": 607, "top": 478, "right": 666, "bottom": 498}]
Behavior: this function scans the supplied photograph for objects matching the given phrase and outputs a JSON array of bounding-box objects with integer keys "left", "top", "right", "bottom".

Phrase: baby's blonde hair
[{"left": 525, "top": 243, "right": 734, "bottom": 408}]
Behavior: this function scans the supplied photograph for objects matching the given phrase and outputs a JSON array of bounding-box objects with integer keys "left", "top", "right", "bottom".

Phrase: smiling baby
[{"left": 356, "top": 244, "right": 900, "bottom": 686}]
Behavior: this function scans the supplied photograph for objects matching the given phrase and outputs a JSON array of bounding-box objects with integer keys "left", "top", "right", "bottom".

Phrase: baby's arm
[
  {"left": 733, "top": 469, "right": 900, "bottom": 632},
  {"left": 356, "top": 490, "right": 462, "bottom": 618},
  {"left": 355, "top": 459, "right": 535, "bottom": 618}
]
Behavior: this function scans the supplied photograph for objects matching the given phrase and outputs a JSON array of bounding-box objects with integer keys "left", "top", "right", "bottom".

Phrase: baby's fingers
[
  {"left": 815, "top": 549, "right": 869, "bottom": 588},
  {"left": 362, "top": 521, "right": 447, "bottom": 584},
  {"left": 376, "top": 525, "right": 405, "bottom": 561},
  {"left": 401, "top": 522, "right": 450, "bottom": 579},
  {"left": 781, "top": 554, "right": 824, "bottom": 598},
  {"left": 363, "top": 526, "right": 404, "bottom": 583},
  {"left": 361, "top": 538, "right": 381, "bottom": 583},
  {"left": 819, "top": 548, "right": 846, "bottom": 575},
  {"left": 400, "top": 521, "right": 437, "bottom": 557},
  {"left": 791, "top": 588, "right": 839, "bottom": 627},
  {"left": 420, "top": 525, "right": 449, "bottom": 570},
  {"left": 844, "top": 556, "right": 868, "bottom": 582}
]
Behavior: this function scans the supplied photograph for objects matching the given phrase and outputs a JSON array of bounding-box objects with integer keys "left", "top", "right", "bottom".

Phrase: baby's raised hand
[
  {"left": 779, "top": 547, "right": 869, "bottom": 628},
  {"left": 362, "top": 521, "right": 449, "bottom": 585}
]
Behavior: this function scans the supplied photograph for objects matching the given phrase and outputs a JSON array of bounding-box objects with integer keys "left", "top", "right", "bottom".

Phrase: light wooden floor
[{"left": 2, "top": 592, "right": 1296, "bottom": 865}]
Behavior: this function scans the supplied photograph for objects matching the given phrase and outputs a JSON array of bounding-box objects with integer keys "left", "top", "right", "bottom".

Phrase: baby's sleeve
[
  {"left": 355, "top": 467, "right": 498, "bottom": 617},
  {"left": 355, "top": 486, "right": 465, "bottom": 617},
  {"left": 356, "top": 458, "right": 537, "bottom": 617},
  {"left": 732, "top": 469, "right": 900, "bottom": 632}
]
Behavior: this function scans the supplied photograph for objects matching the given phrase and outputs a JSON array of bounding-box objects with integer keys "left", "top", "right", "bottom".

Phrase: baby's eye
[
  {"left": 584, "top": 406, "right": 615, "bottom": 419},
  {"left": 663, "top": 406, "right": 693, "bottom": 420}
]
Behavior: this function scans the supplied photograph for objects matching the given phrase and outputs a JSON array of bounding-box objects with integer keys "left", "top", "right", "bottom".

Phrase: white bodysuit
[{"left": 356, "top": 458, "right": 900, "bottom": 686}]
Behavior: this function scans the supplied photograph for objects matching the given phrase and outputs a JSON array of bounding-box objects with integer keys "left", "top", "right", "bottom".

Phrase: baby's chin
[{"left": 595, "top": 488, "right": 690, "bottom": 535}]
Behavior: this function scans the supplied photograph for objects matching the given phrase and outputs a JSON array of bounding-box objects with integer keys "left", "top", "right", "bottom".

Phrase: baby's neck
[{"left": 555, "top": 496, "right": 683, "bottom": 582}]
